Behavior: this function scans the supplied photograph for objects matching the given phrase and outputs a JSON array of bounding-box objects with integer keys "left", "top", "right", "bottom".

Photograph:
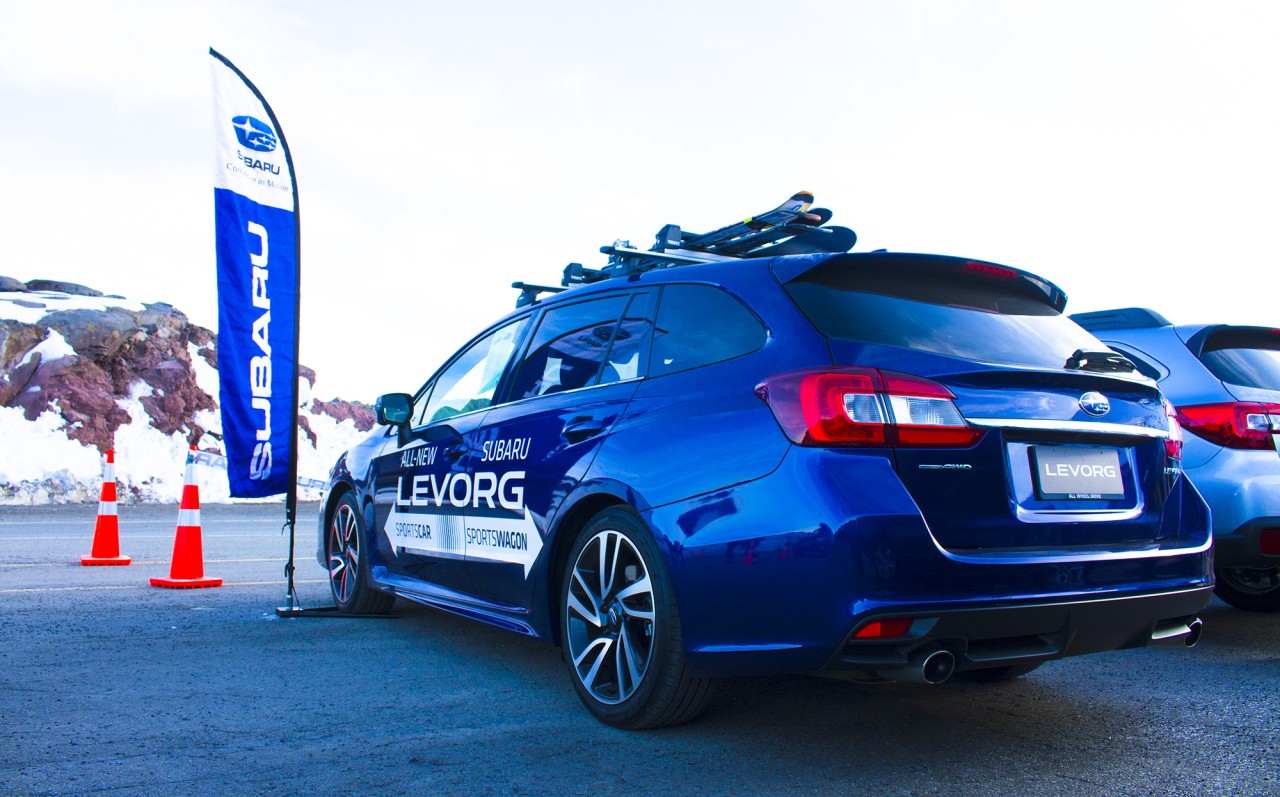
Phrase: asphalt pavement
[{"left": 1, "top": 502, "right": 1277, "bottom": 797}]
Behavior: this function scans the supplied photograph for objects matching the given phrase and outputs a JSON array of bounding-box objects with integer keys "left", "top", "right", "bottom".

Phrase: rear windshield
[
  {"left": 784, "top": 262, "right": 1104, "bottom": 369},
  {"left": 1197, "top": 328, "right": 1280, "bottom": 390}
]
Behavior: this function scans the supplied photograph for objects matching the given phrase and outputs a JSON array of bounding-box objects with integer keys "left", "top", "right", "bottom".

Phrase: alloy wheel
[
  {"left": 565, "top": 529, "right": 656, "bottom": 704},
  {"left": 328, "top": 502, "right": 360, "bottom": 604}
]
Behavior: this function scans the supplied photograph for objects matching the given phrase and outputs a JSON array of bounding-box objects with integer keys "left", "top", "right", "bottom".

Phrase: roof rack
[
  {"left": 566, "top": 190, "right": 856, "bottom": 288},
  {"left": 511, "top": 281, "right": 566, "bottom": 308},
  {"left": 512, "top": 192, "right": 857, "bottom": 306}
]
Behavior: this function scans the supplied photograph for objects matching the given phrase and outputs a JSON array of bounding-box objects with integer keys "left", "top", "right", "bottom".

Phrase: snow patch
[
  {"left": 188, "top": 341, "right": 220, "bottom": 400},
  {"left": 19, "top": 329, "right": 77, "bottom": 367},
  {"left": 0, "top": 406, "right": 101, "bottom": 485}
]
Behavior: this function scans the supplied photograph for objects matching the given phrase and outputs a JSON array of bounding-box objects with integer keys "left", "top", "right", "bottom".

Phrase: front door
[{"left": 370, "top": 315, "right": 531, "bottom": 596}]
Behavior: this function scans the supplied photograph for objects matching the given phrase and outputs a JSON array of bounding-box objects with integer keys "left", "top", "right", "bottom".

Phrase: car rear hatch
[
  {"left": 1177, "top": 325, "right": 1280, "bottom": 455},
  {"left": 774, "top": 252, "right": 1183, "bottom": 553}
]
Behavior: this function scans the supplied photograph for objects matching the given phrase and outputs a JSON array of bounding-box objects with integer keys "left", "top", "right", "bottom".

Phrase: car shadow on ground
[
  {"left": 217, "top": 593, "right": 1280, "bottom": 794},
  {"left": 374, "top": 597, "right": 1261, "bottom": 766}
]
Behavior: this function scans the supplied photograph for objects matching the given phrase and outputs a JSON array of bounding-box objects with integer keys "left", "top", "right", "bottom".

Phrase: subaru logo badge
[
  {"left": 1079, "top": 391, "right": 1110, "bottom": 417},
  {"left": 231, "top": 115, "right": 278, "bottom": 152}
]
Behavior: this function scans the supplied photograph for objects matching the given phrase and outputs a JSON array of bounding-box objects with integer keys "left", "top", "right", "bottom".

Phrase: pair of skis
[
  {"left": 667, "top": 190, "right": 855, "bottom": 257},
  {"left": 558, "top": 190, "right": 858, "bottom": 293}
]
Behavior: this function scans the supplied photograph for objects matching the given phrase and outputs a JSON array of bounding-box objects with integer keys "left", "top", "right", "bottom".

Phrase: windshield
[{"left": 785, "top": 263, "right": 1104, "bottom": 369}]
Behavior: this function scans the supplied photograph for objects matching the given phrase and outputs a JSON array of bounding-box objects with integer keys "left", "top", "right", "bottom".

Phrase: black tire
[
  {"left": 955, "top": 661, "right": 1044, "bottom": 682},
  {"left": 326, "top": 493, "right": 395, "bottom": 614},
  {"left": 1214, "top": 567, "right": 1280, "bottom": 612},
  {"left": 560, "top": 507, "right": 711, "bottom": 729}
]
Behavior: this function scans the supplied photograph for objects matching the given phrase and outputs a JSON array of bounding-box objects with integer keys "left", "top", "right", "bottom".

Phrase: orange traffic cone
[
  {"left": 150, "top": 447, "right": 222, "bottom": 589},
  {"left": 81, "top": 450, "right": 130, "bottom": 566}
]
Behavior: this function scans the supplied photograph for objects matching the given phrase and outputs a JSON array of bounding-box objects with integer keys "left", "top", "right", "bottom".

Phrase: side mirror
[
  {"left": 375, "top": 393, "right": 413, "bottom": 426},
  {"left": 375, "top": 393, "right": 413, "bottom": 447}
]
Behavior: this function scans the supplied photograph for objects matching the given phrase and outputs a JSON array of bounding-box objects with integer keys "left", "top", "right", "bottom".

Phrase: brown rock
[
  {"left": 311, "top": 398, "right": 375, "bottom": 432},
  {"left": 1, "top": 281, "right": 358, "bottom": 460}
]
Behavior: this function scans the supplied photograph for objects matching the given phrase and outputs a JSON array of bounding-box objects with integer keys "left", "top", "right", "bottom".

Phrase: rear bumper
[
  {"left": 653, "top": 447, "right": 1215, "bottom": 677},
  {"left": 1213, "top": 517, "right": 1280, "bottom": 571},
  {"left": 828, "top": 585, "right": 1214, "bottom": 675},
  {"left": 1185, "top": 447, "right": 1280, "bottom": 545}
]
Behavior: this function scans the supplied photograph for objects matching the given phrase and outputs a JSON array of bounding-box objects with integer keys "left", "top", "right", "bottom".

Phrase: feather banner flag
[{"left": 210, "top": 50, "right": 300, "bottom": 500}]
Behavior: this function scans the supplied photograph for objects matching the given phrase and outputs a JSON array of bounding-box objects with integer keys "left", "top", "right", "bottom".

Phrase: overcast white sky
[{"left": 1, "top": 1, "right": 1277, "bottom": 402}]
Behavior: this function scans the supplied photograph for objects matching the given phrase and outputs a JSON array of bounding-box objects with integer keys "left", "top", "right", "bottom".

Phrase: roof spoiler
[
  {"left": 773, "top": 252, "right": 1069, "bottom": 313},
  {"left": 1185, "top": 325, "right": 1280, "bottom": 357},
  {"left": 1071, "top": 307, "right": 1172, "bottom": 331}
]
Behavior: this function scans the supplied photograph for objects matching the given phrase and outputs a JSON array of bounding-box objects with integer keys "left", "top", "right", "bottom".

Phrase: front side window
[
  {"left": 508, "top": 295, "right": 629, "bottom": 401},
  {"left": 416, "top": 316, "right": 530, "bottom": 426}
]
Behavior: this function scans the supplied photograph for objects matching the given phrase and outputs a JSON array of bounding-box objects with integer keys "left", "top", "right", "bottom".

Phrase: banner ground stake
[{"left": 275, "top": 551, "right": 395, "bottom": 618}]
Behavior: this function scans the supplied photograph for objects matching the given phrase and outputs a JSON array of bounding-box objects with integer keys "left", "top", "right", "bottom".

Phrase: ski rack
[
  {"left": 512, "top": 192, "right": 857, "bottom": 305},
  {"left": 512, "top": 281, "right": 566, "bottom": 308}
]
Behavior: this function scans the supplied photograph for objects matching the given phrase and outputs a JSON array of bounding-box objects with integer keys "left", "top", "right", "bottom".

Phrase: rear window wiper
[{"left": 1064, "top": 348, "right": 1137, "bottom": 373}]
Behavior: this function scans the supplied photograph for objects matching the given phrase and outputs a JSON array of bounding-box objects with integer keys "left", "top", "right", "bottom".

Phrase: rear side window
[
  {"left": 1197, "top": 328, "right": 1280, "bottom": 390},
  {"left": 650, "top": 285, "right": 766, "bottom": 376},
  {"left": 508, "top": 295, "right": 629, "bottom": 400},
  {"left": 784, "top": 262, "right": 1102, "bottom": 369}
]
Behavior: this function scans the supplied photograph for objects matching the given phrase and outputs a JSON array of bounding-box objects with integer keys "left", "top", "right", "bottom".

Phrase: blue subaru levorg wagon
[{"left": 318, "top": 197, "right": 1213, "bottom": 728}]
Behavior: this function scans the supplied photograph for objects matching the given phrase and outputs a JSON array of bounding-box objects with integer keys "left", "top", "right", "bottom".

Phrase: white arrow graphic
[
  {"left": 382, "top": 506, "right": 543, "bottom": 578},
  {"left": 464, "top": 507, "right": 544, "bottom": 578},
  {"left": 383, "top": 507, "right": 466, "bottom": 559}
]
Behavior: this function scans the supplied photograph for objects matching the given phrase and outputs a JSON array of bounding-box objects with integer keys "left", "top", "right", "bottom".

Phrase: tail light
[
  {"left": 1261, "top": 529, "right": 1280, "bottom": 556},
  {"left": 1175, "top": 402, "right": 1280, "bottom": 450},
  {"left": 852, "top": 617, "right": 915, "bottom": 639},
  {"left": 1163, "top": 398, "right": 1184, "bottom": 461},
  {"left": 754, "top": 367, "right": 984, "bottom": 448}
]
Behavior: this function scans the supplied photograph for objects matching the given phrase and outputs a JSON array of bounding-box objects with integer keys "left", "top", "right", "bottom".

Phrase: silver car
[{"left": 1074, "top": 308, "right": 1280, "bottom": 611}]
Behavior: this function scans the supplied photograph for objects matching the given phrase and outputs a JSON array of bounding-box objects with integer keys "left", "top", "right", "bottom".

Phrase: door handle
[
  {"left": 562, "top": 417, "right": 606, "bottom": 444},
  {"left": 444, "top": 441, "right": 468, "bottom": 462}
]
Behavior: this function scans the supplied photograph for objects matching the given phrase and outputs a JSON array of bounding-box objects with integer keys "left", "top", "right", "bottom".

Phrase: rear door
[{"left": 462, "top": 290, "right": 655, "bottom": 609}]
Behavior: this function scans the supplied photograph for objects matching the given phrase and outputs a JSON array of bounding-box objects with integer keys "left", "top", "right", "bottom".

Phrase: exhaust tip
[
  {"left": 876, "top": 648, "right": 957, "bottom": 685},
  {"left": 1184, "top": 618, "right": 1204, "bottom": 648},
  {"left": 919, "top": 649, "right": 956, "bottom": 684},
  {"left": 1150, "top": 617, "right": 1205, "bottom": 648}
]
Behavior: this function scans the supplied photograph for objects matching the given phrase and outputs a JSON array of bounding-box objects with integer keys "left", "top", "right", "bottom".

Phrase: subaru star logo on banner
[{"left": 210, "top": 49, "right": 300, "bottom": 500}]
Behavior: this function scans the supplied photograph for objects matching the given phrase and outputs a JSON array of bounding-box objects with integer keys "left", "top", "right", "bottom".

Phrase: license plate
[{"left": 1031, "top": 446, "right": 1124, "bottom": 500}]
